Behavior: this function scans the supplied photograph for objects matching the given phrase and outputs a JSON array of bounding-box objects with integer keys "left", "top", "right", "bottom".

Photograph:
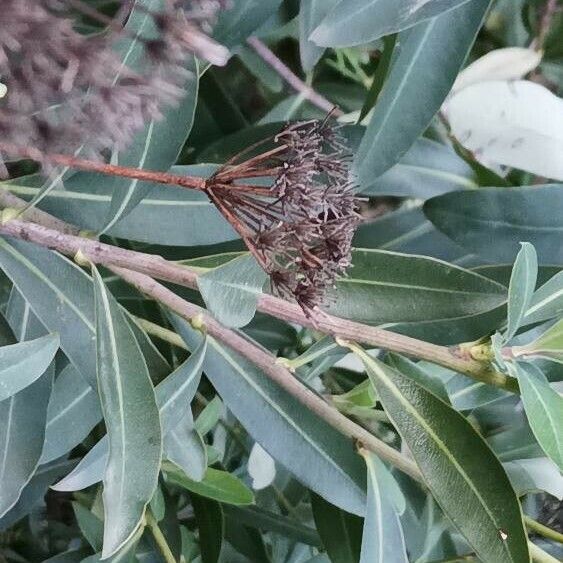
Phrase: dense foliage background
[{"left": 0, "top": 0, "right": 562, "bottom": 562}]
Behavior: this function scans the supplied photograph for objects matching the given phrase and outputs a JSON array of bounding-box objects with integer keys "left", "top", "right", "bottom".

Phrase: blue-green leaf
[
  {"left": 312, "top": 0, "right": 473, "bottom": 46},
  {"left": 170, "top": 314, "right": 368, "bottom": 516},
  {"left": 198, "top": 255, "right": 267, "bottom": 328},
  {"left": 351, "top": 345, "right": 529, "bottom": 563},
  {"left": 513, "top": 363, "right": 563, "bottom": 472},
  {"left": 0, "top": 333, "right": 58, "bottom": 401},
  {"left": 0, "top": 363, "right": 54, "bottom": 517},
  {"left": 40, "top": 364, "right": 102, "bottom": 465},
  {"left": 92, "top": 267, "right": 161, "bottom": 557},
  {"left": 299, "top": 0, "right": 339, "bottom": 71},
  {"left": 355, "top": 0, "right": 491, "bottom": 181},
  {"left": 505, "top": 243, "right": 538, "bottom": 342},
  {"left": 359, "top": 451, "right": 408, "bottom": 563}
]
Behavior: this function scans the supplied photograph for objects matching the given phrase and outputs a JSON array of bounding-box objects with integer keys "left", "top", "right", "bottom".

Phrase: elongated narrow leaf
[
  {"left": 505, "top": 243, "right": 538, "bottom": 341},
  {"left": 165, "top": 463, "right": 254, "bottom": 505},
  {"left": 0, "top": 363, "right": 53, "bottom": 518},
  {"left": 355, "top": 0, "right": 491, "bottom": 182},
  {"left": 198, "top": 255, "right": 267, "bottom": 328},
  {"left": 0, "top": 458, "right": 76, "bottom": 531},
  {"left": 328, "top": 249, "right": 507, "bottom": 324},
  {"left": 311, "top": 0, "right": 472, "bottom": 46},
  {"left": 361, "top": 138, "right": 476, "bottom": 199},
  {"left": 171, "top": 314, "right": 367, "bottom": 516},
  {"left": 311, "top": 494, "right": 362, "bottom": 563},
  {"left": 503, "top": 458, "right": 563, "bottom": 499},
  {"left": 40, "top": 364, "right": 102, "bottom": 464},
  {"left": 100, "top": 56, "right": 199, "bottom": 231},
  {"left": 6, "top": 286, "right": 46, "bottom": 341},
  {"left": 352, "top": 346, "right": 529, "bottom": 563},
  {"left": 165, "top": 410, "right": 207, "bottom": 482},
  {"left": 514, "top": 318, "right": 563, "bottom": 364},
  {"left": 525, "top": 270, "right": 563, "bottom": 325},
  {"left": 0, "top": 239, "right": 97, "bottom": 386},
  {"left": 514, "top": 363, "right": 563, "bottom": 471},
  {"left": 359, "top": 451, "right": 408, "bottom": 563},
  {"left": 299, "top": 0, "right": 339, "bottom": 71},
  {"left": 53, "top": 343, "right": 208, "bottom": 491},
  {"left": 191, "top": 494, "right": 223, "bottom": 563},
  {"left": 3, "top": 165, "right": 237, "bottom": 247},
  {"left": 92, "top": 267, "right": 162, "bottom": 557},
  {"left": 425, "top": 184, "right": 563, "bottom": 263},
  {"left": 0, "top": 333, "right": 58, "bottom": 401}
]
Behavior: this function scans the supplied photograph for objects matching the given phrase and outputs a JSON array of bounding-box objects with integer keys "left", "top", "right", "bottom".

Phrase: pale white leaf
[{"left": 248, "top": 443, "right": 276, "bottom": 490}]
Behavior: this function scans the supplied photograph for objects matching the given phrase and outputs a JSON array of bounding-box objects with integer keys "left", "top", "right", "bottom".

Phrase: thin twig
[
  {"left": 110, "top": 264, "right": 423, "bottom": 481},
  {"left": 247, "top": 36, "right": 343, "bottom": 116},
  {"left": 525, "top": 515, "right": 563, "bottom": 545},
  {"left": 0, "top": 216, "right": 517, "bottom": 392},
  {"left": 145, "top": 510, "right": 176, "bottom": 563}
]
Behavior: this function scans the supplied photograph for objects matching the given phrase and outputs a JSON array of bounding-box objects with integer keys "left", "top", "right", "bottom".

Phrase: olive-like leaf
[
  {"left": 0, "top": 333, "right": 58, "bottom": 401},
  {"left": 355, "top": 0, "right": 491, "bottom": 182},
  {"left": 351, "top": 345, "right": 530, "bottom": 563},
  {"left": 359, "top": 450, "right": 408, "bottom": 563},
  {"left": 513, "top": 363, "right": 563, "bottom": 471},
  {"left": 505, "top": 243, "right": 538, "bottom": 342},
  {"left": 92, "top": 267, "right": 161, "bottom": 558},
  {"left": 328, "top": 249, "right": 507, "bottom": 324},
  {"left": 170, "top": 314, "right": 367, "bottom": 516},
  {"left": 310, "top": 0, "right": 473, "bottom": 46},
  {"left": 164, "top": 463, "right": 254, "bottom": 506}
]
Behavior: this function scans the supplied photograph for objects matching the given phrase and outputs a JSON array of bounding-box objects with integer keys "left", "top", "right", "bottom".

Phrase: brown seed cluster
[
  {"left": 206, "top": 119, "right": 361, "bottom": 313},
  {"left": 0, "top": 0, "right": 228, "bottom": 171}
]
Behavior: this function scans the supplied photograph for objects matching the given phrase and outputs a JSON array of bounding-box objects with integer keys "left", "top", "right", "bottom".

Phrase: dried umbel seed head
[
  {"left": 205, "top": 118, "right": 361, "bottom": 314},
  {"left": 0, "top": 0, "right": 229, "bottom": 171}
]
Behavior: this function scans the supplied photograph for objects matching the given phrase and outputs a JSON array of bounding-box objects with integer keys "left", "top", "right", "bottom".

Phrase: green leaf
[
  {"left": 310, "top": 0, "right": 473, "bottom": 46},
  {"left": 223, "top": 505, "right": 322, "bottom": 547},
  {"left": 0, "top": 239, "right": 97, "bottom": 386},
  {"left": 197, "top": 255, "right": 267, "bottom": 328},
  {"left": 487, "top": 423, "right": 543, "bottom": 463},
  {"left": 191, "top": 494, "right": 223, "bottom": 563},
  {"left": 99, "top": 57, "right": 199, "bottom": 232},
  {"left": 514, "top": 318, "right": 563, "bottom": 363},
  {"left": 387, "top": 354, "right": 449, "bottom": 402},
  {"left": 3, "top": 165, "right": 237, "bottom": 247},
  {"left": 92, "top": 267, "right": 161, "bottom": 557},
  {"left": 503, "top": 458, "right": 563, "bottom": 499},
  {"left": 311, "top": 493, "right": 362, "bottom": 563},
  {"left": 351, "top": 345, "right": 530, "bottom": 563},
  {"left": 73, "top": 502, "right": 104, "bottom": 552},
  {"left": 525, "top": 270, "right": 563, "bottom": 325},
  {"left": 6, "top": 286, "right": 46, "bottom": 341},
  {"left": 424, "top": 184, "right": 563, "bottom": 263},
  {"left": 165, "top": 410, "right": 207, "bottom": 482},
  {"left": 299, "top": 0, "right": 339, "bottom": 71},
  {"left": 170, "top": 315, "right": 367, "bottom": 516},
  {"left": 360, "top": 138, "right": 476, "bottom": 198},
  {"left": 0, "top": 362, "right": 54, "bottom": 518},
  {"left": 355, "top": 0, "right": 491, "bottom": 181},
  {"left": 40, "top": 364, "right": 102, "bottom": 464},
  {"left": 0, "top": 333, "right": 58, "bottom": 401},
  {"left": 505, "top": 243, "right": 538, "bottom": 342},
  {"left": 359, "top": 451, "right": 408, "bottom": 563},
  {"left": 52, "top": 345, "right": 208, "bottom": 491},
  {"left": 333, "top": 379, "right": 378, "bottom": 410},
  {"left": 213, "top": 0, "right": 283, "bottom": 49},
  {"left": 195, "top": 396, "right": 223, "bottom": 436},
  {"left": 513, "top": 363, "right": 563, "bottom": 471},
  {"left": 165, "top": 463, "right": 254, "bottom": 506},
  {"left": 328, "top": 249, "right": 507, "bottom": 324},
  {"left": 0, "top": 458, "right": 76, "bottom": 531}
]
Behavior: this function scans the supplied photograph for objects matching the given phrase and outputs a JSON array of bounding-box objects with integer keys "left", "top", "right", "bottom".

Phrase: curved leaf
[
  {"left": 328, "top": 249, "right": 507, "bottom": 324},
  {"left": 424, "top": 184, "right": 563, "bottom": 263},
  {"left": 170, "top": 314, "right": 368, "bottom": 516},
  {"left": 311, "top": 0, "right": 473, "bottom": 46},
  {"left": 92, "top": 267, "right": 161, "bottom": 557},
  {"left": 0, "top": 333, "right": 59, "bottom": 401},
  {"left": 359, "top": 451, "right": 408, "bottom": 563},
  {"left": 355, "top": 0, "right": 491, "bottom": 182},
  {"left": 164, "top": 463, "right": 254, "bottom": 506},
  {"left": 0, "top": 363, "right": 54, "bottom": 518},
  {"left": 351, "top": 346, "right": 529, "bottom": 563}
]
